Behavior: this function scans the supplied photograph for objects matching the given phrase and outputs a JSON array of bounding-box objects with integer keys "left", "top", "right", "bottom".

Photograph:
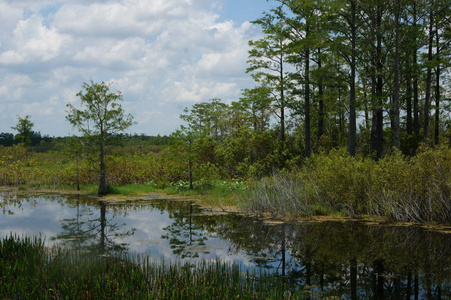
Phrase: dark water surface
[{"left": 1, "top": 193, "right": 450, "bottom": 299}]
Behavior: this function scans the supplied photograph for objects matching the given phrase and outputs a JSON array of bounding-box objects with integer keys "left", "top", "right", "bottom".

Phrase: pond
[{"left": 1, "top": 192, "right": 450, "bottom": 299}]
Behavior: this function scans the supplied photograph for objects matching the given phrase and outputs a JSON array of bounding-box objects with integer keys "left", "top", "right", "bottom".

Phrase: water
[{"left": 1, "top": 192, "right": 451, "bottom": 299}]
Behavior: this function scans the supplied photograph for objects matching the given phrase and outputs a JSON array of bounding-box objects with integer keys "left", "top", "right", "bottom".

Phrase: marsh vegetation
[
  {"left": 1, "top": 195, "right": 450, "bottom": 299},
  {"left": 1, "top": 142, "right": 451, "bottom": 224}
]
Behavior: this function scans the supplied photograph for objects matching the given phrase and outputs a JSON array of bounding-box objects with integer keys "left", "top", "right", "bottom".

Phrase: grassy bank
[{"left": 0, "top": 235, "right": 303, "bottom": 299}]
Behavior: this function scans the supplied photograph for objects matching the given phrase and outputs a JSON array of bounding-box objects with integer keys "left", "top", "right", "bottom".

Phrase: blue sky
[
  {"left": 0, "top": 0, "right": 278, "bottom": 137},
  {"left": 220, "top": 0, "right": 274, "bottom": 24}
]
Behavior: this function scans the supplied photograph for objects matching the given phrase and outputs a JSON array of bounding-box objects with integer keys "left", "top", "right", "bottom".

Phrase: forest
[
  {"left": 1, "top": 0, "right": 451, "bottom": 223},
  {"left": 241, "top": 0, "right": 451, "bottom": 159}
]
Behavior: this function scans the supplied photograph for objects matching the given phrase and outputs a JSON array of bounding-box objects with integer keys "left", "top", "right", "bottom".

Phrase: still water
[{"left": 1, "top": 193, "right": 450, "bottom": 299}]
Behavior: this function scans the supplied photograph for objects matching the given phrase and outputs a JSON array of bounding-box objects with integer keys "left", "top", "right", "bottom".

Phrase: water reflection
[
  {"left": 1, "top": 193, "right": 450, "bottom": 299},
  {"left": 202, "top": 217, "right": 451, "bottom": 299},
  {"left": 162, "top": 203, "right": 208, "bottom": 258},
  {"left": 54, "top": 197, "right": 135, "bottom": 254}
]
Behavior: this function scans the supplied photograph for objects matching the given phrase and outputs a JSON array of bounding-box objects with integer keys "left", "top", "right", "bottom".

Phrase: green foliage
[
  {"left": 66, "top": 81, "right": 134, "bottom": 139},
  {"left": 1, "top": 132, "right": 451, "bottom": 224},
  {"left": 66, "top": 81, "right": 134, "bottom": 196},
  {"left": 216, "top": 128, "right": 281, "bottom": 178},
  {"left": 367, "top": 145, "right": 451, "bottom": 223},
  {"left": 302, "top": 148, "right": 373, "bottom": 215},
  {"left": 11, "top": 115, "right": 34, "bottom": 147},
  {"left": 246, "top": 146, "right": 451, "bottom": 223}
]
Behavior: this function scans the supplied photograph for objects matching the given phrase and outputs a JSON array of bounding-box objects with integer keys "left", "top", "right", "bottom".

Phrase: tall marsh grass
[
  {"left": 245, "top": 173, "right": 312, "bottom": 218},
  {"left": 246, "top": 146, "right": 451, "bottom": 224},
  {"left": 1, "top": 235, "right": 303, "bottom": 299}
]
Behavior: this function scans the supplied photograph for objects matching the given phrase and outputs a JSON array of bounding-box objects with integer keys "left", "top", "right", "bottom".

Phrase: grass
[
  {"left": 0, "top": 235, "right": 305, "bottom": 299},
  {"left": 164, "top": 180, "right": 248, "bottom": 207},
  {"left": 102, "top": 180, "right": 247, "bottom": 208},
  {"left": 108, "top": 183, "right": 159, "bottom": 195}
]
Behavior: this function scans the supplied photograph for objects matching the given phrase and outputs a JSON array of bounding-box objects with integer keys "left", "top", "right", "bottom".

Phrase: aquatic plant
[{"left": 0, "top": 235, "right": 305, "bottom": 299}]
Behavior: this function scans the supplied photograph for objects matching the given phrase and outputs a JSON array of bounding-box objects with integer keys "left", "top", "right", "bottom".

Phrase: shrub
[{"left": 301, "top": 148, "right": 373, "bottom": 215}]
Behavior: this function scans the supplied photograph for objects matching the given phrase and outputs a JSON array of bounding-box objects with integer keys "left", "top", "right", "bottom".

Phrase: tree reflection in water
[
  {"left": 162, "top": 202, "right": 208, "bottom": 258},
  {"left": 54, "top": 196, "right": 135, "bottom": 254},
  {"left": 167, "top": 207, "right": 451, "bottom": 299}
]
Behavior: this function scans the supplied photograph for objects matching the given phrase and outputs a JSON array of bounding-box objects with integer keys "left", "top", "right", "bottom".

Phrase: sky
[{"left": 0, "top": 0, "right": 276, "bottom": 137}]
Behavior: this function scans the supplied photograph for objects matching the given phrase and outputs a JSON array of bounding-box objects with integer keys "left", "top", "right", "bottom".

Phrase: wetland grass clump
[
  {"left": 0, "top": 235, "right": 304, "bottom": 299},
  {"left": 245, "top": 146, "right": 451, "bottom": 223},
  {"left": 244, "top": 172, "right": 313, "bottom": 219}
]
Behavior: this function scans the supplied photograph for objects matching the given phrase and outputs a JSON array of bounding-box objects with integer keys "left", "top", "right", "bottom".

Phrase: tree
[
  {"left": 171, "top": 127, "right": 197, "bottom": 189},
  {"left": 282, "top": 0, "right": 314, "bottom": 158},
  {"left": 275, "top": 0, "right": 337, "bottom": 156},
  {"left": 11, "top": 115, "right": 34, "bottom": 148},
  {"left": 330, "top": 0, "right": 363, "bottom": 156},
  {"left": 247, "top": 12, "right": 292, "bottom": 159},
  {"left": 240, "top": 86, "right": 272, "bottom": 133},
  {"left": 66, "top": 81, "right": 134, "bottom": 196},
  {"left": 174, "top": 99, "right": 228, "bottom": 188},
  {"left": 180, "top": 98, "right": 229, "bottom": 141}
]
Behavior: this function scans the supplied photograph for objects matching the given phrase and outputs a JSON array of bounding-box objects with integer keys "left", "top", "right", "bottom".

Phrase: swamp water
[{"left": 1, "top": 193, "right": 450, "bottom": 299}]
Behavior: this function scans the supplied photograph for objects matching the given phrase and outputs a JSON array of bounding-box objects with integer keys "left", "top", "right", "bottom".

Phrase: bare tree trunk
[
  {"left": 188, "top": 139, "right": 194, "bottom": 189},
  {"left": 434, "top": 29, "right": 441, "bottom": 145},
  {"left": 76, "top": 156, "right": 80, "bottom": 191},
  {"left": 98, "top": 160, "right": 108, "bottom": 196},
  {"left": 279, "top": 46, "right": 286, "bottom": 166},
  {"left": 413, "top": 3, "right": 420, "bottom": 137},
  {"left": 406, "top": 69, "right": 413, "bottom": 135},
  {"left": 424, "top": 1, "right": 435, "bottom": 140},
  {"left": 392, "top": 1, "right": 401, "bottom": 150},
  {"left": 317, "top": 49, "right": 324, "bottom": 144},
  {"left": 370, "top": 5, "right": 384, "bottom": 159},
  {"left": 348, "top": 0, "right": 357, "bottom": 157},
  {"left": 304, "top": 25, "right": 311, "bottom": 158},
  {"left": 413, "top": 52, "right": 420, "bottom": 136},
  {"left": 98, "top": 140, "right": 108, "bottom": 196}
]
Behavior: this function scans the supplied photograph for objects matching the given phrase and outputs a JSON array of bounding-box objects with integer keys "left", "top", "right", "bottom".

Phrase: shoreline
[{"left": 2, "top": 185, "right": 451, "bottom": 233}]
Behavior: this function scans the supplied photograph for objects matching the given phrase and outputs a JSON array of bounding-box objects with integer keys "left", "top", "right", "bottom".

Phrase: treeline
[
  {"left": 0, "top": 132, "right": 170, "bottom": 149},
  {"left": 0, "top": 132, "right": 52, "bottom": 148},
  {"left": 241, "top": 0, "right": 451, "bottom": 159}
]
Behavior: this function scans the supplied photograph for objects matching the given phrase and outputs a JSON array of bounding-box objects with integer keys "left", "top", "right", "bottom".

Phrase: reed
[
  {"left": 0, "top": 235, "right": 305, "bottom": 299},
  {"left": 244, "top": 172, "right": 313, "bottom": 218}
]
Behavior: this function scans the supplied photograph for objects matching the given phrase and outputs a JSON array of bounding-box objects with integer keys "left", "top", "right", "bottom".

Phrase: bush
[
  {"left": 246, "top": 146, "right": 451, "bottom": 223},
  {"left": 368, "top": 146, "right": 451, "bottom": 223},
  {"left": 301, "top": 148, "right": 373, "bottom": 215}
]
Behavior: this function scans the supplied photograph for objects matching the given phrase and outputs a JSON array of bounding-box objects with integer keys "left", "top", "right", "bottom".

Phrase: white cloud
[
  {"left": 53, "top": 0, "right": 192, "bottom": 38},
  {"left": 0, "top": 14, "right": 71, "bottom": 66},
  {"left": 0, "top": 51, "right": 26, "bottom": 65},
  {"left": 0, "top": 0, "right": 270, "bottom": 136}
]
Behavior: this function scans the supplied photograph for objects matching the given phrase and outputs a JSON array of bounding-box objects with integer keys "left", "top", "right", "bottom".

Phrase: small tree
[
  {"left": 66, "top": 81, "right": 134, "bottom": 196},
  {"left": 11, "top": 115, "right": 34, "bottom": 147},
  {"left": 171, "top": 127, "right": 197, "bottom": 189}
]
